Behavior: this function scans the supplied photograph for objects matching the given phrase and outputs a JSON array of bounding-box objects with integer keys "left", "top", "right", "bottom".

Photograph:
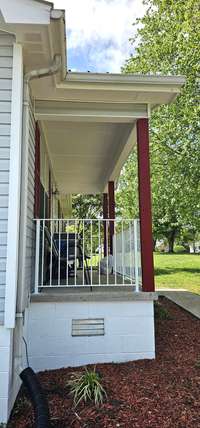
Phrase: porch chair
[
  {"left": 53, "top": 232, "right": 91, "bottom": 285},
  {"left": 42, "top": 227, "right": 90, "bottom": 285}
]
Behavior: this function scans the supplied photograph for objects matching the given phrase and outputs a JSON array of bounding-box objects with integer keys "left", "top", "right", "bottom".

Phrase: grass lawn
[{"left": 154, "top": 253, "right": 200, "bottom": 294}]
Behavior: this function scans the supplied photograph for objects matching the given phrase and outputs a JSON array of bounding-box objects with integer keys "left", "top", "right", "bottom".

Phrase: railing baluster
[
  {"left": 114, "top": 220, "right": 117, "bottom": 285},
  {"left": 41, "top": 219, "right": 45, "bottom": 287},
  {"left": 50, "top": 220, "right": 53, "bottom": 286},
  {"left": 75, "top": 220, "right": 77, "bottom": 286},
  {"left": 82, "top": 219, "right": 85, "bottom": 286},
  {"left": 90, "top": 220, "right": 92, "bottom": 286},
  {"left": 58, "top": 219, "right": 61, "bottom": 286},
  {"left": 129, "top": 220, "right": 132, "bottom": 285},
  {"left": 98, "top": 219, "right": 101, "bottom": 285},
  {"left": 34, "top": 219, "right": 40, "bottom": 293},
  {"left": 66, "top": 219, "right": 69, "bottom": 286},
  {"left": 122, "top": 220, "right": 125, "bottom": 285},
  {"left": 134, "top": 219, "right": 139, "bottom": 292},
  {"left": 106, "top": 220, "right": 109, "bottom": 286}
]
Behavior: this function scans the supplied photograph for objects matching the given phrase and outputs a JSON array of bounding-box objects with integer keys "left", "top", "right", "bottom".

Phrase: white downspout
[{"left": 24, "top": 54, "right": 62, "bottom": 83}]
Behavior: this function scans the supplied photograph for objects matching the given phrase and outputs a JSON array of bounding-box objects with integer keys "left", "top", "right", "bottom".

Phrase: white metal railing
[{"left": 34, "top": 218, "right": 141, "bottom": 292}]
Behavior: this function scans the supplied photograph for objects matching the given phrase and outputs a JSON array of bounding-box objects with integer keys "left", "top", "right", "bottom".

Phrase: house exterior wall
[
  {"left": 26, "top": 299, "right": 155, "bottom": 371},
  {"left": 0, "top": 31, "right": 24, "bottom": 424},
  {"left": 18, "top": 90, "right": 36, "bottom": 308},
  {"left": 39, "top": 127, "right": 59, "bottom": 220},
  {"left": 0, "top": 31, "right": 15, "bottom": 324},
  {"left": 18, "top": 91, "right": 61, "bottom": 311},
  {"left": 26, "top": 98, "right": 36, "bottom": 294}
]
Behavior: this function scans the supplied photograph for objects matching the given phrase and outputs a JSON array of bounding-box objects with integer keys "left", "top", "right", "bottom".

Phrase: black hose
[{"left": 20, "top": 367, "right": 51, "bottom": 428}]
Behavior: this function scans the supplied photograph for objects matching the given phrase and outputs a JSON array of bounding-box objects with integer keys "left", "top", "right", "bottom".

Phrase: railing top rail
[{"left": 33, "top": 218, "right": 139, "bottom": 222}]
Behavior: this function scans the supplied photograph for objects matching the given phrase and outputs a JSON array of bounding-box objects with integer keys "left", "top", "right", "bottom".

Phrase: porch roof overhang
[
  {"left": 0, "top": 1, "right": 185, "bottom": 195},
  {"left": 33, "top": 72, "right": 185, "bottom": 195}
]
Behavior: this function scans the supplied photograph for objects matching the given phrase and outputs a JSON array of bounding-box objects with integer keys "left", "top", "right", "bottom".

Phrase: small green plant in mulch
[
  {"left": 67, "top": 367, "right": 107, "bottom": 407},
  {"left": 154, "top": 301, "right": 171, "bottom": 320},
  {"left": 195, "top": 357, "right": 200, "bottom": 368}
]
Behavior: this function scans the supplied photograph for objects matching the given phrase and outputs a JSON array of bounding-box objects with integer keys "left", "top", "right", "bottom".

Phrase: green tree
[
  {"left": 120, "top": 0, "right": 200, "bottom": 252},
  {"left": 116, "top": 151, "right": 138, "bottom": 219},
  {"left": 72, "top": 194, "right": 102, "bottom": 220},
  {"left": 71, "top": 195, "right": 103, "bottom": 251}
]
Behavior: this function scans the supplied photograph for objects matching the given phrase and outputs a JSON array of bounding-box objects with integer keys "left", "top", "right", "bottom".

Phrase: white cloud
[{"left": 50, "top": 0, "right": 146, "bottom": 72}]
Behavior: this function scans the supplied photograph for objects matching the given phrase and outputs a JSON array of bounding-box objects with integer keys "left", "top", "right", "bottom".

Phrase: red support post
[
  {"left": 108, "top": 181, "right": 115, "bottom": 255},
  {"left": 137, "top": 118, "right": 155, "bottom": 292},
  {"left": 103, "top": 193, "right": 108, "bottom": 257}
]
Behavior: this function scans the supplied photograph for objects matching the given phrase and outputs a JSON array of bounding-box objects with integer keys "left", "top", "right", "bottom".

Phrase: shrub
[
  {"left": 174, "top": 245, "right": 187, "bottom": 254},
  {"left": 67, "top": 367, "right": 107, "bottom": 407}
]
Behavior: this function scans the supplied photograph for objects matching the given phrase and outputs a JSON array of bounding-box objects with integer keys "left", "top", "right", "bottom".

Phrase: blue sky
[{"left": 51, "top": 0, "right": 146, "bottom": 73}]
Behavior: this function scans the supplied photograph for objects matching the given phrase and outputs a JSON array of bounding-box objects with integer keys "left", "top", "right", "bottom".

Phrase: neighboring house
[
  {"left": 0, "top": 0, "right": 185, "bottom": 423},
  {"left": 189, "top": 241, "right": 200, "bottom": 254}
]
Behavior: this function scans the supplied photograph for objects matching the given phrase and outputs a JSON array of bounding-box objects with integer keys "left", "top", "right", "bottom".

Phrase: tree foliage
[
  {"left": 119, "top": 0, "right": 200, "bottom": 251},
  {"left": 72, "top": 194, "right": 102, "bottom": 220},
  {"left": 116, "top": 151, "right": 139, "bottom": 219}
]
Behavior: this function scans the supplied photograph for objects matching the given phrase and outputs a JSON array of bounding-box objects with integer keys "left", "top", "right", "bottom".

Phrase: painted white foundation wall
[
  {"left": 26, "top": 300, "right": 155, "bottom": 371},
  {"left": 0, "top": 326, "right": 13, "bottom": 422}
]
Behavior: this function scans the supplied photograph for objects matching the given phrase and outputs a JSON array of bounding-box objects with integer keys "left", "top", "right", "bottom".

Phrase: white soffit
[
  {"left": 0, "top": 0, "right": 52, "bottom": 24},
  {"left": 0, "top": 2, "right": 65, "bottom": 77},
  {"left": 0, "top": 22, "right": 55, "bottom": 72}
]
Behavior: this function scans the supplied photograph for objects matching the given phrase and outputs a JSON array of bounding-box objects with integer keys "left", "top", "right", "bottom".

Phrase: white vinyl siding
[
  {"left": 25, "top": 99, "right": 36, "bottom": 293},
  {"left": 0, "top": 31, "right": 15, "bottom": 324},
  {"left": 17, "top": 87, "right": 36, "bottom": 314}
]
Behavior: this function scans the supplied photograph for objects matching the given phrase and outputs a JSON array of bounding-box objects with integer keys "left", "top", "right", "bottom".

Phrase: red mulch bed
[{"left": 8, "top": 297, "right": 200, "bottom": 428}]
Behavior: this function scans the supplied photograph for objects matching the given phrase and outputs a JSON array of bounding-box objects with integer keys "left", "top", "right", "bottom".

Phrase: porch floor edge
[{"left": 30, "top": 289, "right": 157, "bottom": 303}]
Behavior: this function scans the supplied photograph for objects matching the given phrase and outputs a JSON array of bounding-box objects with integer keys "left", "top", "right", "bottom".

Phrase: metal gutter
[{"left": 65, "top": 72, "right": 186, "bottom": 86}]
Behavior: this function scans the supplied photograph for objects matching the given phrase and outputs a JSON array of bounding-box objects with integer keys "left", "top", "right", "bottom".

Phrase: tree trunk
[{"left": 167, "top": 230, "right": 176, "bottom": 253}]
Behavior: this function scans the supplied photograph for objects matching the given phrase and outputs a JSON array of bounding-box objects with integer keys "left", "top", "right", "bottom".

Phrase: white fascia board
[
  {"left": 0, "top": 0, "right": 52, "bottom": 24},
  {"left": 35, "top": 100, "right": 148, "bottom": 122},
  {"left": 36, "top": 114, "right": 145, "bottom": 123},
  {"left": 5, "top": 44, "right": 23, "bottom": 328}
]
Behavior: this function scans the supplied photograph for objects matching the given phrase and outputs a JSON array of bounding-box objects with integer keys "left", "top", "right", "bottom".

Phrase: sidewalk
[{"left": 157, "top": 289, "right": 200, "bottom": 319}]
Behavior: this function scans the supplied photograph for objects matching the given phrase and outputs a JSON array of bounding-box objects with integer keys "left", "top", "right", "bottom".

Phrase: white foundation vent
[{"left": 72, "top": 318, "right": 104, "bottom": 337}]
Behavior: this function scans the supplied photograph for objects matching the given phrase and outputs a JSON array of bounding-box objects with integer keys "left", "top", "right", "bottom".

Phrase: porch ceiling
[{"left": 42, "top": 120, "right": 134, "bottom": 194}]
